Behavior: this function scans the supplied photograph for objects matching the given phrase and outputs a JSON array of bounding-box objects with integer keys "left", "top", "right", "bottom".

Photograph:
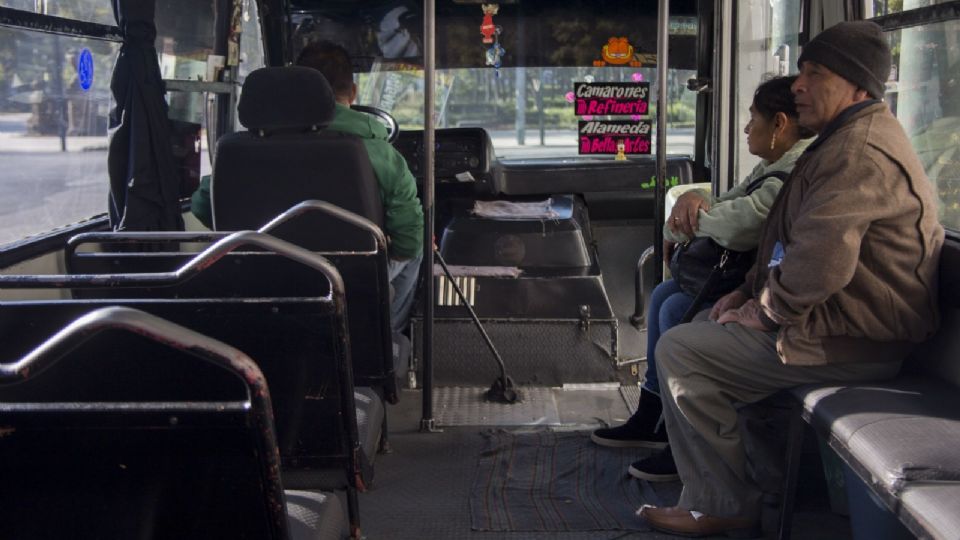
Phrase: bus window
[
  {"left": 291, "top": 0, "right": 699, "bottom": 159},
  {"left": 884, "top": 17, "right": 960, "bottom": 231},
  {"left": 156, "top": 0, "right": 217, "bottom": 181},
  {"left": 732, "top": 0, "right": 803, "bottom": 186},
  {"left": 0, "top": 24, "right": 119, "bottom": 246},
  {"left": 0, "top": 0, "right": 114, "bottom": 26},
  {"left": 867, "top": 0, "right": 955, "bottom": 17},
  {"left": 238, "top": 0, "right": 266, "bottom": 82}
]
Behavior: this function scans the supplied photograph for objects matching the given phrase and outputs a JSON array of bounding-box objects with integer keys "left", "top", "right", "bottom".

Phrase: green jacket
[
  {"left": 664, "top": 137, "right": 814, "bottom": 251},
  {"left": 191, "top": 103, "right": 424, "bottom": 258}
]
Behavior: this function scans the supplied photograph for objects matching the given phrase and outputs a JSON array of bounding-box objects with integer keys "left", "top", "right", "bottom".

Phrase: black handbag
[{"left": 667, "top": 170, "right": 788, "bottom": 323}]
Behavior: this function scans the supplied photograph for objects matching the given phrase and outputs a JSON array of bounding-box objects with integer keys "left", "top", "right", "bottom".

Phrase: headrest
[{"left": 238, "top": 67, "right": 336, "bottom": 132}]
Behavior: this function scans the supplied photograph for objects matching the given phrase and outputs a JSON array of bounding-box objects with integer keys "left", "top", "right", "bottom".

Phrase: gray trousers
[{"left": 655, "top": 317, "right": 902, "bottom": 519}]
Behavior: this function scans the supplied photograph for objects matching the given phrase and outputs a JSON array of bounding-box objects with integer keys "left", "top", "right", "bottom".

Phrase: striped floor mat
[{"left": 469, "top": 429, "right": 679, "bottom": 532}]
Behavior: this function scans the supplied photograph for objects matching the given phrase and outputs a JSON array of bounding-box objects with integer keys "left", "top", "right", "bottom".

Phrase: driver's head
[{"left": 296, "top": 40, "right": 356, "bottom": 105}]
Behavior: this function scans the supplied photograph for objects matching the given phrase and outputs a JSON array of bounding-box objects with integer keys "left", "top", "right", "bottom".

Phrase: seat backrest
[
  {"left": 2, "top": 233, "right": 364, "bottom": 476},
  {"left": 0, "top": 307, "right": 290, "bottom": 539},
  {"left": 212, "top": 66, "right": 384, "bottom": 252},
  {"left": 65, "top": 210, "right": 399, "bottom": 402},
  {"left": 907, "top": 238, "right": 960, "bottom": 385}
]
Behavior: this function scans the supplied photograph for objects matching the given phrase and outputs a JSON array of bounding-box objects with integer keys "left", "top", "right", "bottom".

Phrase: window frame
[
  {"left": 863, "top": 0, "right": 960, "bottom": 238},
  {"left": 0, "top": 6, "right": 121, "bottom": 42},
  {"left": 0, "top": 6, "right": 124, "bottom": 259}
]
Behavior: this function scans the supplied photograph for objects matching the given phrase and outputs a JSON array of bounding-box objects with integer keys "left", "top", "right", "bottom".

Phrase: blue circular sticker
[{"left": 77, "top": 48, "right": 94, "bottom": 91}]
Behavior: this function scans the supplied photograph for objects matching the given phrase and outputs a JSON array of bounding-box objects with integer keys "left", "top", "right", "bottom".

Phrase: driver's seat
[
  {"left": 212, "top": 66, "right": 383, "bottom": 250},
  {"left": 211, "top": 65, "right": 402, "bottom": 410}
]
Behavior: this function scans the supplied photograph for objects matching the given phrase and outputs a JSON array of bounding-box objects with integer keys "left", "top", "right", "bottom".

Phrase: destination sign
[
  {"left": 574, "top": 82, "right": 650, "bottom": 116},
  {"left": 578, "top": 120, "right": 652, "bottom": 155}
]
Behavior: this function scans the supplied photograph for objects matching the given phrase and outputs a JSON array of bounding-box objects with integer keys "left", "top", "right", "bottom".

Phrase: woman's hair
[{"left": 753, "top": 75, "right": 817, "bottom": 138}]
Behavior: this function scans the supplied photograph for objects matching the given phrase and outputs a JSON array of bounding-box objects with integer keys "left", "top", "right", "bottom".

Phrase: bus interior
[{"left": 1, "top": 0, "right": 959, "bottom": 538}]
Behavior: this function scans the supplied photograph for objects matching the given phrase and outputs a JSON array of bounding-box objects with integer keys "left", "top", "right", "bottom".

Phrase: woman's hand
[
  {"left": 709, "top": 289, "right": 748, "bottom": 321},
  {"left": 668, "top": 191, "right": 711, "bottom": 238}
]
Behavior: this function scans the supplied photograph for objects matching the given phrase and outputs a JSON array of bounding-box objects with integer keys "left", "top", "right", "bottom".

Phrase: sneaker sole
[
  {"left": 590, "top": 433, "right": 669, "bottom": 449},
  {"left": 628, "top": 463, "right": 679, "bottom": 482}
]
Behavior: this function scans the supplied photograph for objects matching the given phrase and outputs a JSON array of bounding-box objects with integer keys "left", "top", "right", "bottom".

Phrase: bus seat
[
  {"left": 0, "top": 306, "right": 347, "bottom": 540},
  {"left": 66, "top": 202, "right": 402, "bottom": 404},
  {"left": 5, "top": 232, "right": 377, "bottom": 534},
  {"left": 209, "top": 69, "right": 399, "bottom": 401},
  {"left": 212, "top": 66, "right": 384, "bottom": 252}
]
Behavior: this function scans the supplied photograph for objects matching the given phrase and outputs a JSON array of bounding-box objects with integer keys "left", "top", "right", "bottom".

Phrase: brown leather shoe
[{"left": 638, "top": 505, "right": 760, "bottom": 538}]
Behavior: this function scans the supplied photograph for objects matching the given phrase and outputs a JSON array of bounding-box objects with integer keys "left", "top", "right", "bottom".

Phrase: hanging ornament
[
  {"left": 480, "top": 4, "right": 499, "bottom": 44},
  {"left": 486, "top": 37, "right": 505, "bottom": 77},
  {"left": 481, "top": 4, "right": 505, "bottom": 77}
]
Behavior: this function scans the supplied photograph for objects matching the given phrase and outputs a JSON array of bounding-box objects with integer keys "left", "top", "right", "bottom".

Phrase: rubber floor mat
[{"left": 469, "top": 429, "right": 678, "bottom": 532}]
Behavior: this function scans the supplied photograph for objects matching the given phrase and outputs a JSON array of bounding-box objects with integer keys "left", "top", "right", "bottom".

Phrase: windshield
[
  {"left": 356, "top": 65, "right": 696, "bottom": 159},
  {"left": 291, "top": 0, "right": 699, "bottom": 159}
]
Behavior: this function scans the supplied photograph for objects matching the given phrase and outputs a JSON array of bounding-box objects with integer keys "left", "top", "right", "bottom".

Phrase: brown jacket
[{"left": 742, "top": 102, "right": 943, "bottom": 366}]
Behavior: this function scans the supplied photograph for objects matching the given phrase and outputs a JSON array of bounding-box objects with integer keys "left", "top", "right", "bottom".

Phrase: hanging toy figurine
[
  {"left": 481, "top": 4, "right": 505, "bottom": 77},
  {"left": 480, "top": 4, "right": 499, "bottom": 44},
  {"left": 615, "top": 140, "right": 627, "bottom": 160},
  {"left": 485, "top": 37, "right": 505, "bottom": 76}
]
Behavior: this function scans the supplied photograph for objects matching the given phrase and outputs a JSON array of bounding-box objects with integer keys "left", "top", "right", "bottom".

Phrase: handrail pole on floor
[
  {"left": 420, "top": 0, "right": 438, "bottom": 432},
  {"left": 653, "top": 0, "right": 670, "bottom": 284}
]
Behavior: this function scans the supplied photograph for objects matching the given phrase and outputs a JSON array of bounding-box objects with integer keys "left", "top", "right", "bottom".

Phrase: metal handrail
[
  {"left": 66, "top": 199, "right": 387, "bottom": 259},
  {"left": 8, "top": 231, "right": 344, "bottom": 302},
  {"left": 0, "top": 305, "right": 289, "bottom": 538}
]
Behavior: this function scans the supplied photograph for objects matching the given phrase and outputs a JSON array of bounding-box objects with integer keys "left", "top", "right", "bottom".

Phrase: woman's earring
[{"left": 769, "top": 131, "right": 778, "bottom": 151}]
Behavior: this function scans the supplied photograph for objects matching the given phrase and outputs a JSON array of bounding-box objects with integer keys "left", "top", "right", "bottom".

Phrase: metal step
[{"left": 412, "top": 318, "right": 618, "bottom": 386}]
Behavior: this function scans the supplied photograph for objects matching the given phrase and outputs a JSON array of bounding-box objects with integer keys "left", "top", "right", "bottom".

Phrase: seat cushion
[
  {"left": 792, "top": 376, "right": 960, "bottom": 444},
  {"left": 285, "top": 490, "right": 346, "bottom": 540},
  {"left": 899, "top": 484, "right": 960, "bottom": 540},
  {"left": 839, "top": 416, "right": 960, "bottom": 495},
  {"left": 793, "top": 376, "right": 960, "bottom": 497},
  {"left": 355, "top": 387, "right": 385, "bottom": 463}
]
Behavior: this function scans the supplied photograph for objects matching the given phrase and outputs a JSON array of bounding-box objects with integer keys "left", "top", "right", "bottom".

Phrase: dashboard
[
  {"left": 393, "top": 128, "right": 495, "bottom": 189},
  {"left": 393, "top": 127, "right": 695, "bottom": 197}
]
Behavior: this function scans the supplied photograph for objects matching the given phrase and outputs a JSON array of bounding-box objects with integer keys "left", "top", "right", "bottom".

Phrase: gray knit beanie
[{"left": 797, "top": 21, "right": 891, "bottom": 99}]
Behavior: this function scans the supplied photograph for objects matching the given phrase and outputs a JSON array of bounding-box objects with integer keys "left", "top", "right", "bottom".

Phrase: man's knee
[
  {"left": 655, "top": 324, "right": 696, "bottom": 376},
  {"left": 655, "top": 321, "right": 722, "bottom": 378}
]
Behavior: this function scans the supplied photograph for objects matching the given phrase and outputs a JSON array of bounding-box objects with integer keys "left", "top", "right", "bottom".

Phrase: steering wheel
[{"left": 351, "top": 105, "right": 399, "bottom": 144}]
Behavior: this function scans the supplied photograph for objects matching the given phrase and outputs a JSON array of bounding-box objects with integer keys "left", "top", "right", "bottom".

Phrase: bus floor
[{"left": 357, "top": 386, "right": 853, "bottom": 539}]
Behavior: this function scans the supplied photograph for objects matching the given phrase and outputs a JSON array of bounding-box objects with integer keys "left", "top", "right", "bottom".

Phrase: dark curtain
[{"left": 107, "top": 0, "right": 185, "bottom": 231}]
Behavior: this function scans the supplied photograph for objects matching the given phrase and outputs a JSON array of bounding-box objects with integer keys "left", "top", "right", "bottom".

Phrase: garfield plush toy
[{"left": 594, "top": 37, "right": 642, "bottom": 67}]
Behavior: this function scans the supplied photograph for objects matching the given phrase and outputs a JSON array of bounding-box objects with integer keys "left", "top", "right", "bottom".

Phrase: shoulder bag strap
[
  {"left": 678, "top": 251, "right": 730, "bottom": 323},
  {"left": 742, "top": 170, "right": 789, "bottom": 196}
]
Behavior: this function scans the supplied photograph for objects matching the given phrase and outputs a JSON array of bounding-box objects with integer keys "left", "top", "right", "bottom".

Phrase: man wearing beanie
[{"left": 639, "top": 20, "right": 943, "bottom": 537}]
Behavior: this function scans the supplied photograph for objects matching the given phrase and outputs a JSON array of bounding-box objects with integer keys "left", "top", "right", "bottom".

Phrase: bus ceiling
[{"left": 275, "top": 0, "right": 699, "bottom": 71}]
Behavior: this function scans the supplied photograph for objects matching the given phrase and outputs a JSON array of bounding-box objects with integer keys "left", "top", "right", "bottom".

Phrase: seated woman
[{"left": 592, "top": 75, "right": 816, "bottom": 480}]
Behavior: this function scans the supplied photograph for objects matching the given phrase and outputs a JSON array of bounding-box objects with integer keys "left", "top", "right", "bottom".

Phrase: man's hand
[
  {"left": 716, "top": 299, "right": 769, "bottom": 331},
  {"left": 662, "top": 239, "right": 675, "bottom": 266},
  {"left": 709, "top": 289, "right": 748, "bottom": 321},
  {"left": 668, "top": 191, "right": 711, "bottom": 238}
]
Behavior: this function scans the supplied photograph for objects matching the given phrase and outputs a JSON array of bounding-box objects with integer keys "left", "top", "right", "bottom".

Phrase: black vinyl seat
[
  {"left": 0, "top": 306, "right": 346, "bottom": 540},
  {"left": 5, "top": 232, "right": 373, "bottom": 536},
  {"left": 211, "top": 66, "right": 383, "bottom": 253},
  {"left": 206, "top": 66, "right": 400, "bottom": 401},
  {"left": 66, "top": 201, "right": 400, "bottom": 403}
]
